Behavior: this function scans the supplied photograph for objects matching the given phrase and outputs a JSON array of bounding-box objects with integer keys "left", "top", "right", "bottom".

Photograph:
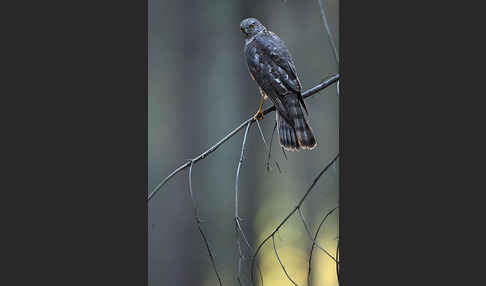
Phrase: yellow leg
[{"left": 253, "top": 95, "right": 265, "bottom": 120}]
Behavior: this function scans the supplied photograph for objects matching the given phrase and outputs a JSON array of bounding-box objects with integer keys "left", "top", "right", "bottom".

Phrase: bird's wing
[
  {"left": 265, "top": 32, "right": 302, "bottom": 89},
  {"left": 245, "top": 39, "right": 294, "bottom": 125},
  {"left": 253, "top": 31, "right": 307, "bottom": 114},
  {"left": 266, "top": 31, "right": 308, "bottom": 114}
]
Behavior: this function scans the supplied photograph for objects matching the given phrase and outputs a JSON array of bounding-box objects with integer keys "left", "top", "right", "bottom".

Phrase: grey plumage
[{"left": 241, "top": 18, "right": 316, "bottom": 151}]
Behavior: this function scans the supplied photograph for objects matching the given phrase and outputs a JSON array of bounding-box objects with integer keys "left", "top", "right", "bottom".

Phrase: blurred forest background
[{"left": 148, "top": 0, "right": 339, "bottom": 285}]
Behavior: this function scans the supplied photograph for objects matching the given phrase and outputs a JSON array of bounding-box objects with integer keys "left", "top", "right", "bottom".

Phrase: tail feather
[
  {"left": 277, "top": 95, "right": 316, "bottom": 151},
  {"left": 278, "top": 111, "right": 299, "bottom": 151}
]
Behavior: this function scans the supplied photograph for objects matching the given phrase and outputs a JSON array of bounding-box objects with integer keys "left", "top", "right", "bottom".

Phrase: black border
[{"left": 9, "top": 1, "right": 149, "bottom": 284}]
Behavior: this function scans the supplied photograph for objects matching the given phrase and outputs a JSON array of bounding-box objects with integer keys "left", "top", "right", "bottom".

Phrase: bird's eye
[{"left": 249, "top": 24, "right": 254, "bottom": 30}]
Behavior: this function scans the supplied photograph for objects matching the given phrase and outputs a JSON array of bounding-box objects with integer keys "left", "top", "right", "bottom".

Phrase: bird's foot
[{"left": 253, "top": 110, "right": 264, "bottom": 121}]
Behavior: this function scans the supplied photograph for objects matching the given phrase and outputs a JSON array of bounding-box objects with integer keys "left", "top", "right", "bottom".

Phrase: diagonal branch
[
  {"left": 148, "top": 73, "right": 340, "bottom": 202},
  {"left": 250, "top": 153, "right": 340, "bottom": 285}
]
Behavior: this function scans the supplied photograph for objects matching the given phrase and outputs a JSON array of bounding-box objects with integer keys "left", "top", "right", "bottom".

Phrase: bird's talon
[{"left": 253, "top": 111, "right": 264, "bottom": 121}]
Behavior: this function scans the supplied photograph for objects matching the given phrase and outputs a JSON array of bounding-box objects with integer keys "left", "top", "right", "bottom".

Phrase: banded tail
[{"left": 277, "top": 95, "right": 317, "bottom": 151}]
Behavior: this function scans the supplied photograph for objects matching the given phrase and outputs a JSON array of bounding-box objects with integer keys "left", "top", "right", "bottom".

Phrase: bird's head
[{"left": 240, "top": 18, "right": 266, "bottom": 38}]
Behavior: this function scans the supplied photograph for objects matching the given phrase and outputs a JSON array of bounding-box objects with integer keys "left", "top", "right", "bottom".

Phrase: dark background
[{"left": 148, "top": 0, "right": 339, "bottom": 285}]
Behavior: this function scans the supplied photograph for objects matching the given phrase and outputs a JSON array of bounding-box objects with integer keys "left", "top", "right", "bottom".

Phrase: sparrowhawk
[{"left": 240, "top": 18, "right": 316, "bottom": 151}]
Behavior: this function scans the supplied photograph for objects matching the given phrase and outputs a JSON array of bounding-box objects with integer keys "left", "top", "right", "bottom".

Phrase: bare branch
[
  {"left": 236, "top": 239, "right": 244, "bottom": 286},
  {"left": 236, "top": 218, "right": 253, "bottom": 252},
  {"left": 197, "top": 226, "right": 224, "bottom": 286},
  {"left": 272, "top": 235, "right": 299, "bottom": 286},
  {"left": 188, "top": 161, "right": 201, "bottom": 221},
  {"left": 307, "top": 207, "right": 338, "bottom": 286},
  {"left": 266, "top": 121, "right": 279, "bottom": 172},
  {"left": 257, "top": 262, "right": 264, "bottom": 286},
  {"left": 255, "top": 120, "right": 269, "bottom": 150},
  {"left": 256, "top": 119, "right": 281, "bottom": 173},
  {"left": 317, "top": 0, "right": 339, "bottom": 64},
  {"left": 251, "top": 154, "right": 340, "bottom": 285},
  {"left": 147, "top": 73, "right": 340, "bottom": 202},
  {"left": 281, "top": 146, "right": 288, "bottom": 160},
  {"left": 187, "top": 163, "right": 223, "bottom": 286},
  {"left": 232, "top": 124, "right": 265, "bottom": 286},
  {"left": 297, "top": 207, "right": 336, "bottom": 263},
  {"left": 235, "top": 122, "right": 252, "bottom": 219}
]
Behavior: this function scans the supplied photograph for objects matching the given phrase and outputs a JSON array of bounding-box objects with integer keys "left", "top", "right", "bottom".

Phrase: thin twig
[
  {"left": 256, "top": 119, "right": 281, "bottom": 173},
  {"left": 234, "top": 121, "right": 265, "bottom": 286},
  {"left": 266, "top": 121, "right": 278, "bottom": 172},
  {"left": 234, "top": 121, "right": 252, "bottom": 285},
  {"left": 317, "top": 0, "right": 339, "bottom": 64},
  {"left": 236, "top": 218, "right": 253, "bottom": 252},
  {"left": 250, "top": 154, "right": 340, "bottom": 285},
  {"left": 307, "top": 207, "right": 338, "bottom": 286},
  {"left": 297, "top": 207, "right": 336, "bottom": 262},
  {"left": 272, "top": 235, "right": 299, "bottom": 286},
  {"left": 188, "top": 163, "right": 223, "bottom": 286},
  {"left": 257, "top": 262, "right": 264, "bottom": 286},
  {"left": 233, "top": 121, "right": 250, "bottom": 283},
  {"left": 147, "top": 73, "right": 340, "bottom": 202},
  {"left": 232, "top": 125, "right": 265, "bottom": 286},
  {"left": 235, "top": 122, "right": 251, "bottom": 218},
  {"left": 255, "top": 120, "right": 269, "bottom": 150},
  {"left": 198, "top": 226, "right": 223, "bottom": 286},
  {"left": 237, "top": 239, "right": 244, "bottom": 286},
  {"left": 188, "top": 161, "right": 201, "bottom": 221},
  {"left": 281, "top": 146, "right": 288, "bottom": 160}
]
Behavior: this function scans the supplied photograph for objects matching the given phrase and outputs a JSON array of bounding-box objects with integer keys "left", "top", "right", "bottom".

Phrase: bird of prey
[{"left": 240, "top": 18, "right": 316, "bottom": 151}]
